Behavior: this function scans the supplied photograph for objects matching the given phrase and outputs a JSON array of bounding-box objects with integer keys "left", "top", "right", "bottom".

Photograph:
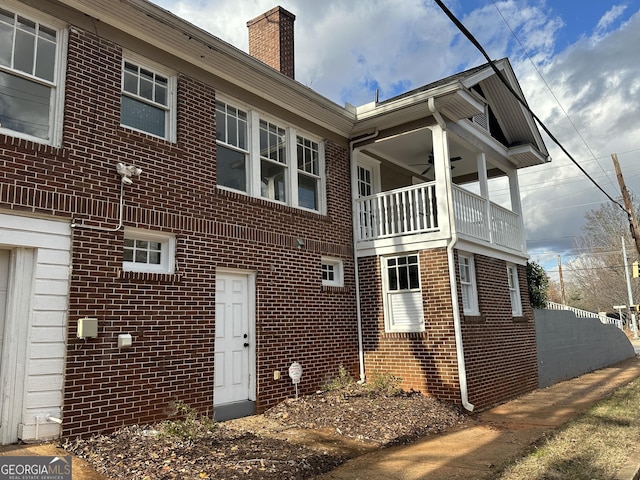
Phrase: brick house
[{"left": 0, "top": 0, "right": 548, "bottom": 443}]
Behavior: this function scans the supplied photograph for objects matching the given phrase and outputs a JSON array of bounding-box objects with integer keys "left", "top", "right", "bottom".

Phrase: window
[
  {"left": 297, "top": 136, "right": 320, "bottom": 210},
  {"left": 357, "top": 165, "right": 373, "bottom": 197},
  {"left": 383, "top": 254, "right": 424, "bottom": 333},
  {"left": 215, "top": 97, "right": 325, "bottom": 212},
  {"left": 259, "top": 119, "right": 287, "bottom": 202},
  {"left": 387, "top": 255, "right": 420, "bottom": 291},
  {"left": 0, "top": 5, "right": 62, "bottom": 143},
  {"left": 459, "top": 253, "right": 479, "bottom": 315},
  {"left": 507, "top": 264, "right": 522, "bottom": 316},
  {"left": 321, "top": 257, "right": 343, "bottom": 287},
  {"left": 123, "top": 229, "right": 175, "bottom": 274},
  {"left": 216, "top": 100, "right": 248, "bottom": 191},
  {"left": 121, "top": 57, "right": 174, "bottom": 140}
]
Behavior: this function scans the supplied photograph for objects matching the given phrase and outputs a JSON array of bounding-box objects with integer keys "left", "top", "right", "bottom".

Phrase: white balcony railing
[
  {"left": 356, "top": 182, "right": 438, "bottom": 240},
  {"left": 355, "top": 183, "right": 525, "bottom": 254}
]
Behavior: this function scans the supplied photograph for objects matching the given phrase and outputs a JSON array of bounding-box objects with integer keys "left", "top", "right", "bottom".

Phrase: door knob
[{"left": 244, "top": 342, "right": 250, "bottom": 348}]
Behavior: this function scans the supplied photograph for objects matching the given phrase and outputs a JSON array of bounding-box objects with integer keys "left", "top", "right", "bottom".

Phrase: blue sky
[{"left": 151, "top": 0, "right": 640, "bottom": 282}]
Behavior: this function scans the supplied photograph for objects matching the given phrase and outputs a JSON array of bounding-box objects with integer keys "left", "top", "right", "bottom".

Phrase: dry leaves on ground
[{"left": 63, "top": 385, "right": 466, "bottom": 479}]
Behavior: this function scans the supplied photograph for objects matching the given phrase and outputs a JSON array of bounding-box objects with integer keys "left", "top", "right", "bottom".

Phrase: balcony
[{"left": 355, "top": 182, "right": 525, "bottom": 255}]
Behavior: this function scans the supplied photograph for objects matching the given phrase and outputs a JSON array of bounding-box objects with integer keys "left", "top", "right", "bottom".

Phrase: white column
[
  {"left": 431, "top": 125, "right": 452, "bottom": 237},
  {"left": 477, "top": 153, "right": 491, "bottom": 243}
]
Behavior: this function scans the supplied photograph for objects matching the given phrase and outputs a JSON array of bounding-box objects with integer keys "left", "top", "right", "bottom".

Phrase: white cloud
[{"left": 151, "top": 0, "right": 640, "bottom": 265}]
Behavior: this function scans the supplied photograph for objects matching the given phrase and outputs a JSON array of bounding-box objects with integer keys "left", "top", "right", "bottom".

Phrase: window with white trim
[
  {"left": 216, "top": 100, "right": 248, "bottom": 191},
  {"left": 0, "top": 5, "right": 63, "bottom": 143},
  {"left": 121, "top": 57, "right": 175, "bottom": 140},
  {"left": 321, "top": 257, "right": 343, "bottom": 287},
  {"left": 382, "top": 254, "right": 424, "bottom": 333},
  {"left": 215, "top": 96, "right": 326, "bottom": 213},
  {"left": 260, "top": 119, "right": 287, "bottom": 202},
  {"left": 123, "top": 228, "right": 175, "bottom": 274},
  {"left": 297, "top": 136, "right": 320, "bottom": 210},
  {"left": 507, "top": 264, "right": 522, "bottom": 316},
  {"left": 459, "top": 253, "right": 479, "bottom": 315}
]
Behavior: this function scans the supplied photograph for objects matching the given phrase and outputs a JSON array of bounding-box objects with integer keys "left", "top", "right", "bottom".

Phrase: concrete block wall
[{"left": 535, "top": 309, "right": 636, "bottom": 388}]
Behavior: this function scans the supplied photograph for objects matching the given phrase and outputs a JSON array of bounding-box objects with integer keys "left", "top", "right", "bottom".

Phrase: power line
[
  {"left": 434, "top": 0, "right": 628, "bottom": 215},
  {"left": 488, "top": 0, "right": 616, "bottom": 188}
]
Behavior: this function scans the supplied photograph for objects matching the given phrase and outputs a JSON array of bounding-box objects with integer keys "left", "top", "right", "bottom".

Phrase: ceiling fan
[{"left": 411, "top": 153, "right": 462, "bottom": 175}]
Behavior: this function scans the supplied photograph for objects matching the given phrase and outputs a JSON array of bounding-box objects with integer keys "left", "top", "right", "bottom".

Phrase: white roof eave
[{"left": 57, "top": 0, "right": 356, "bottom": 137}]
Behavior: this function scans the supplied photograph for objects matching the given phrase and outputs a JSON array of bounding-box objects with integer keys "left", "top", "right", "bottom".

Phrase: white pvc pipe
[{"left": 428, "top": 97, "right": 474, "bottom": 412}]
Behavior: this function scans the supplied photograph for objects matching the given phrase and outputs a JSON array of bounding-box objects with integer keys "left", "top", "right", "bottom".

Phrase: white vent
[{"left": 472, "top": 112, "right": 489, "bottom": 131}]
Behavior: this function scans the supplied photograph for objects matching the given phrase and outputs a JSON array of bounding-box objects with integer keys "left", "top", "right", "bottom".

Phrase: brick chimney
[{"left": 247, "top": 6, "right": 295, "bottom": 79}]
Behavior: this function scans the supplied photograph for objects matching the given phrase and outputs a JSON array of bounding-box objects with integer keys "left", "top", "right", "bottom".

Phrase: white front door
[{"left": 214, "top": 272, "right": 252, "bottom": 406}]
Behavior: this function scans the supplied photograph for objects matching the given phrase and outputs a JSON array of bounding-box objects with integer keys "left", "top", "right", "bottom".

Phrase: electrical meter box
[{"left": 77, "top": 317, "right": 98, "bottom": 339}]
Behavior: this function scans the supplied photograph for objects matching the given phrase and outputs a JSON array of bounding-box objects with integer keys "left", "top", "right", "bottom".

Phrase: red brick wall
[
  {"left": 247, "top": 6, "right": 296, "bottom": 79},
  {"left": 360, "top": 248, "right": 461, "bottom": 403},
  {"left": 360, "top": 248, "right": 538, "bottom": 410},
  {"left": 1, "top": 26, "right": 358, "bottom": 436},
  {"left": 460, "top": 254, "right": 538, "bottom": 409}
]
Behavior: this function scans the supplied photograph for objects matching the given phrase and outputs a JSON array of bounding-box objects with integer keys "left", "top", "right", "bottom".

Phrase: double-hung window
[
  {"left": 507, "top": 264, "right": 522, "bottom": 316},
  {"left": 216, "top": 100, "right": 248, "bottom": 192},
  {"left": 121, "top": 57, "right": 175, "bottom": 140},
  {"left": 215, "top": 97, "right": 326, "bottom": 213},
  {"left": 459, "top": 253, "right": 479, "bottom": 315},
  {"left": 259, "top": 119, "right": 287, "bottom": 202},
  {"left": 297, "top": 136, "right": 320, "bottom": 210},
  {"left": 0, "top": 5, "right": 63, "bottom": 143},
  {"left": 383, "top": 254, "right": 424, "bottom": 332}
]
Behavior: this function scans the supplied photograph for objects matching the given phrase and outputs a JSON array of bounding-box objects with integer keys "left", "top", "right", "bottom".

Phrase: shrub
[
  {"left": 158, "top": 401, "right": 216, "bottom": 439},
  {"left": 323, "top": 364, "right": 355, "bottom": 391}
]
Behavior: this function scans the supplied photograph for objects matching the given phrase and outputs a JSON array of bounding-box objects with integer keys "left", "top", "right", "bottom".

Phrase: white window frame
[
  {"left": 120, "top": 52, "right": 176, "bottom": 142},
  {"left": 382, "top": 254, "right": 424, "bottom": 333},
  {"left": 459, "top": 253, "right": 479, "bottom": 316},
  {"left": 123, "top": 228, "right": 175, "bottom": 274},
  {"left": 217, "top": 95, "right": 326, "bottom": 213},
  {"left": 215, "top": 99, "right": 249, "bottom": 193},
  {"left": 507, "top": 263, "right": 522, "bottom": 316},
  {"left": 0, "top": 1, "right": 67, "bottom": 146},
  {"left": 321, "top": 257, "right": 343, "bottom": 287}
]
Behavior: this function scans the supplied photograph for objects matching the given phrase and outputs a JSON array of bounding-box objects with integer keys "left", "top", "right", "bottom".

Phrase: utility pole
[
  {"left": 612, "top": 153, "right": 640, "bottom": 257},
  {"left": 557, "top": 255, "right": 566, "bottom": 304},
  {"left": 622, "top": 237, "right": 639, "bottom": 338}
]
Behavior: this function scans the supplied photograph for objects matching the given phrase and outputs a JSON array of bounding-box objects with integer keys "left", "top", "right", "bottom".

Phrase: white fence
[{"left": 545, "top": 301, "right": 623, "bottom": 329}]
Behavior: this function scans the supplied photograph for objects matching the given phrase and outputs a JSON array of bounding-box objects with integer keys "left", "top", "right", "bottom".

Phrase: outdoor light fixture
[
  {"left": 295, "top": 238, "right": 305, "bottom": 249},
  {"left": 116, "top": 162, "right": 142, "bottom": 185}
]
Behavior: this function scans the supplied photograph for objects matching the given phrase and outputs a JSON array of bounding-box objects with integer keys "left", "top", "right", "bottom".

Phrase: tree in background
[
  {"left": 527, "top": 260, "right": 549, "bottom": 309},
  {"left": 564, "top": 199, "right": 640, "bottom": 313}
]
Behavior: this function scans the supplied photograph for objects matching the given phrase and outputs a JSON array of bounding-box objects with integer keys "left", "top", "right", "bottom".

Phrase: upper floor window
[
  {"left": 216, "top": 100, "right": 248, "bottom": 192},
  {"left": 215, "top": 97, "right": 326, "bottom": 213},
  {"left": 297, "top": 136, "right": 320, "bottom": 210},
  {"left": 123, "top": 228, "right": 175, "bottom": 274},
  {"left": 0, "top": 5, "right": 63, "bottom": 144},
  {"left": 507, "top": 264, "right": 522, "bottom": 316},
  {"left": 459, "top": 253, "right": 479, "bottom": 315},
  {"left": 260, "top": 119, "right": 287, "bottom": 202},
  {"left": 121, "top": 57, "right": 175, "bottom": 140}
]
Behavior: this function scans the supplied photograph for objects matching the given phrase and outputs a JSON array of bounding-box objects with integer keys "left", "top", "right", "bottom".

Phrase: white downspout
[
  {"left": 428, "top": 98, "right": 474, "bottom": 412},
  {"left": 350, "top": 129, "right": 379, "bottom": 383}
]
